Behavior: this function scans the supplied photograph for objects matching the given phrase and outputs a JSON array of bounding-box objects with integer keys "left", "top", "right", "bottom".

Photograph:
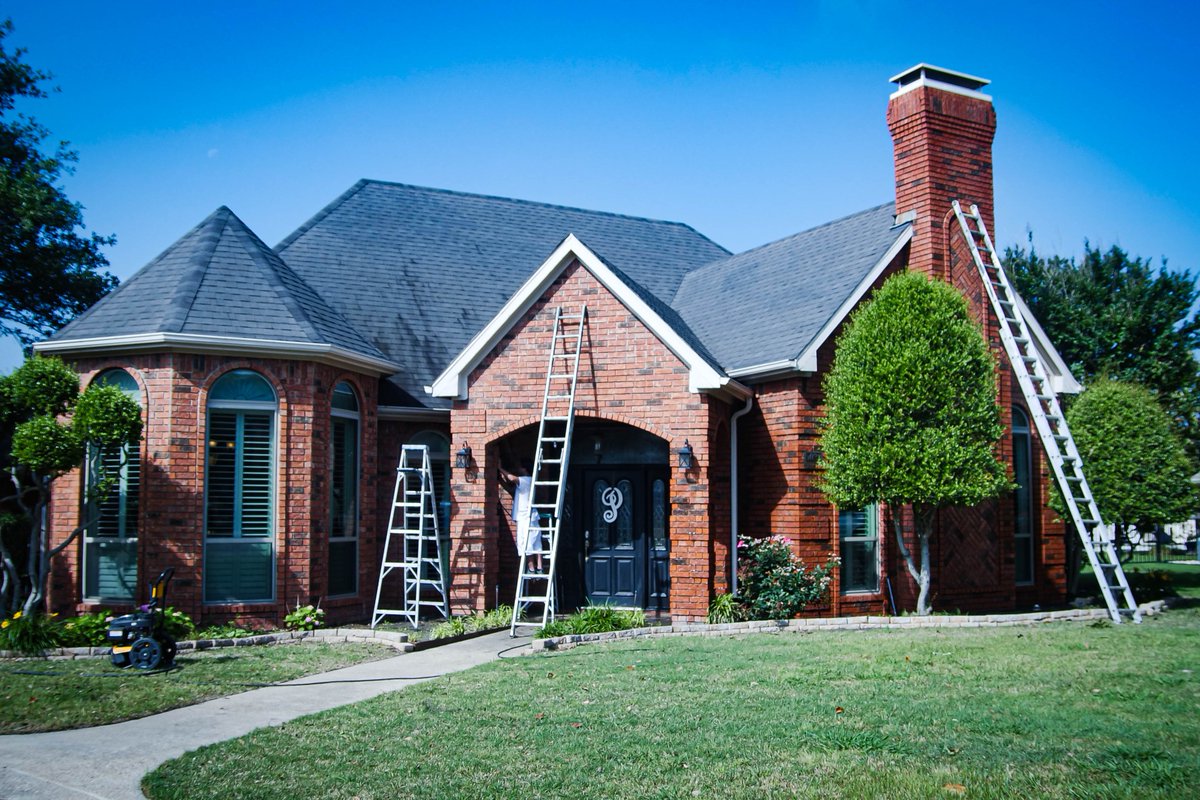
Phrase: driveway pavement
[{"left": 0, "top": 629, "right": 529, "bottom": 800}]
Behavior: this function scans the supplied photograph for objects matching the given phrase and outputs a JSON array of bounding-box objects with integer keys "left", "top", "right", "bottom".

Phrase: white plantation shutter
[{"left": 204, "top": 371, "right": 276, "bottom": 603}]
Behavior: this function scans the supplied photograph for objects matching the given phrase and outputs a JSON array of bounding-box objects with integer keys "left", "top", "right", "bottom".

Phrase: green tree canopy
[
  {"left": 820, "top": 271, "right": 1010, "bottom": 614},
  {"left": 0, "top": 19, "right": 117, "bottom": 348},
  {"left": 1066, "top": 379, "right": 1197, "bottom": 546},
  {"left": 1005, "top": 239, "right": 1199, "bottom": 460},
  {"left": 1, "top": 356, "right": 141, "bottom": 617}
]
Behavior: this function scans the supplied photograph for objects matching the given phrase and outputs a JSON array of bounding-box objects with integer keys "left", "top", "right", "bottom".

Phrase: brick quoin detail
[{"left": 449, "top": 261, "right": 730, "bottom": 622}]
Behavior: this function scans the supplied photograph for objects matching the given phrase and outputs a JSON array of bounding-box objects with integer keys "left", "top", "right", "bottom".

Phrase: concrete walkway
[{"left": 0, "top": 629, "right": 530, "bottom": 800}]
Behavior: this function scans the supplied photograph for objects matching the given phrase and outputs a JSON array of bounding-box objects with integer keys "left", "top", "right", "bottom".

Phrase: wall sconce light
[
  {"left": 592, "top": 435, "right": 603, "bottom": 463},
  {"left": 455, "top": 443, "right": 472, "bottom": 469},
  {"left": 677, "top": 439, "right": 695, "bottom": 470}
]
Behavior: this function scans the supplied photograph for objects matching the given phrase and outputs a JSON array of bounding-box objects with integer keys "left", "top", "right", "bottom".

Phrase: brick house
[{"left": 35, "top": 64, "right": 1081, "bottom": 627}]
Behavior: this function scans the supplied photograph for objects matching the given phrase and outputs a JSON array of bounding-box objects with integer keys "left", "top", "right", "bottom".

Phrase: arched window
[
  {"left": 839, "top": 506, "right": 879, "bottom": 593},
  {"left": 409, "top": 430, "right": 451, "bottom": 577},
  {"left": 83, "top": 369, "right": 141, "bottom": 601},
  {"left": 329, "top": 382, "right": 360, "bottom": 596},
  {"left": 1012, "top": 407, "right": 1035, "bottom": 585},
  {"left": 204, "top": 370, "right": 276, "bottom": 603}
]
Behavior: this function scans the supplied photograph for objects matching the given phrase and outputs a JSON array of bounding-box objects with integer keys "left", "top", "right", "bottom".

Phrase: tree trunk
[
  {"left": 889, "top": 503, "right": 936, "bottom": 615},
  {"left": 913, "top": 505, "right": 935, "bottom": 616}
]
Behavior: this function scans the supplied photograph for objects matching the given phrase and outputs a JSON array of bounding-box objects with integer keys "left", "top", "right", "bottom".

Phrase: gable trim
[
  {"left": 428, "top": 234, "right": 749, "bottom": 401},
  {"left": 1012, "top": 292, "right": 1082, "bottom": 394},
  {"left": 34, "top": 333, "right": 400, "bottom": 376},
  {"left": 726, "top": 225, "right": 913, "bottom": 379}
]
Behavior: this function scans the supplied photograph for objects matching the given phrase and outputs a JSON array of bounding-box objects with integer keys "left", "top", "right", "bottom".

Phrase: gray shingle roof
[
  {"left": 672, "top": 203, "right": 910, "bottom": 374},
  {"left": 51, "top": 207, "right": 391, "bottom": 366},
  {"left": 275, "top": 181, "right": 729, "bottom": 405}
]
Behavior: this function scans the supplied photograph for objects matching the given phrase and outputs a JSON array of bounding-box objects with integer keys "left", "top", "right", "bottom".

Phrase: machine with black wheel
[{"left": 107, "top": 567, "right": 177, "bottom": 670}]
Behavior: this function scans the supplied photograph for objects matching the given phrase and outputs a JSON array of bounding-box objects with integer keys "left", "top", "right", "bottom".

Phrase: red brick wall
[
  {"left": 888, "top": 82, "right": 997, "bottom": 282},
  {"left": 47, "top": 353, "right": 381, "bottom": 628},
  {"left": 449, "top": 260, "right": 730, "bottom": 621}
]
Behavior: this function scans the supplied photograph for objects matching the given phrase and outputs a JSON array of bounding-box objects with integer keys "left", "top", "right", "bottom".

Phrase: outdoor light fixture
[
  {"left": 455, "top": 443, "right": 472, "bottom": 469},
  {"left": 677, "top": 439, "right": 695, "bottom": 470}
]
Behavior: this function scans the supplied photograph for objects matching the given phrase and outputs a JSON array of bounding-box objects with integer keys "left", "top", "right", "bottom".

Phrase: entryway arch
[{"left": 493, "top": 417, "right": 670, "bottom": 613}]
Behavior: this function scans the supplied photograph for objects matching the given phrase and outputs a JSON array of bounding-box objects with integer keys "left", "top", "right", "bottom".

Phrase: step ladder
[
  {"left": 372, "top": 444, "right": 450, "bottom": 629},
  {"left": 511, "top": 305, "right": 588, "bottom": 635},
  {"left": 953, "top": 201, "right": 1140, "bottom": 623}
]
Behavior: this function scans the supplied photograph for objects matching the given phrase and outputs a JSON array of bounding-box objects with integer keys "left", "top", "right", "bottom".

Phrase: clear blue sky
[{"left": 3, "top": 1, "right": 1198, "bottom": 371}]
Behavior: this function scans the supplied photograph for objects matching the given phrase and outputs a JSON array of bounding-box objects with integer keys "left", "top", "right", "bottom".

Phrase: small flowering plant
[
  {"left": 284, "top": 601, "right": 326, "bottom": 631},
  {"left": 736, "top": 535, "right": 838, "bottom": 620},
  {"left": 0, "top": 609, "right": 63, "bottom": 655}
]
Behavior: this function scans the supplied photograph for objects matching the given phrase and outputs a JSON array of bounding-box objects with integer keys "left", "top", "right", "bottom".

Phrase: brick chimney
[{"left": 887, "top": 64, "right": 996, "bottom": 281}]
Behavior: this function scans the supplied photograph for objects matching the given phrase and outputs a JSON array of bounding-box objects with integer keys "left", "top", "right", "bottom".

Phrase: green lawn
[
  {"left": 144, "top": 606, "right": 1200, "bottom": 800},
  {"left": 0, "top": 642, "right": 395, "bottom": 733}
]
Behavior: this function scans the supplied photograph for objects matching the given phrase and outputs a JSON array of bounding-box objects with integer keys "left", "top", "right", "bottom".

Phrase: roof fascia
[
  {"left": 33, "top": 333, "right": 400, "bottom": 376},
  {"left": 792, "top": 225, "right": 912, "bottom": 372},
  {"left": 1011, "top": 291, "right": 1083, "bottom": 394},
  {"left": 428, "top": 234, "right": 748, "bottom": 401}
]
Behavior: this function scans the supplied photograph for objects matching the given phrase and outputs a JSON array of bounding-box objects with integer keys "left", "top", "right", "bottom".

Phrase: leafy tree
[
  {"left": 1005, "top": 238, "right": 1199, "bottom": 460},
  {"left": 820, "top": 272, "right": 1011, "bottom": 615},
  {"left": 0, "top": 356, "right": 141, "bottom": 617},
  {"left": 1065, "top": 379, "right": 1198, "bottom": 559},
  {"left": 0, "top": 19, "right": 117, "bottom": 348}
]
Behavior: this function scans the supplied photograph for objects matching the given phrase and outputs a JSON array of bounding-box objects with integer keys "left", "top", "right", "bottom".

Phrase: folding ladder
[
  {"left": 511, "top": 306, "right": 588, "bottom": 635},
  {"left": 952, "top": 201, "right": 1140, "bottom": 623},
  {"left": 372, "top": 444, "right": 450, "bottom": 629}
]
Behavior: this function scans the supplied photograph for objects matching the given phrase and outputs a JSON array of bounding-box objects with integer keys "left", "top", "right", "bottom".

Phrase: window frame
[
  {"left": 838, "top": 505, "right": 880, "bottom": 594},
  {"left": 82, "top": 368, "right": 142, "bottom": 602},
  {"left": 328, "top": 381, "right": 361, "bottom": 597},
  {"left": 1012, "top": 406, "right": 1036, "bottom": 586},
  {"left": 203, "top": 370, "right": 278, "bottom": 605}
]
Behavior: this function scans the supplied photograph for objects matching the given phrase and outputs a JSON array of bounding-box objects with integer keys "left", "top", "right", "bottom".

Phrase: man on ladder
[{"left": 499, "top": 458, "right": 544, "bottom": 575}]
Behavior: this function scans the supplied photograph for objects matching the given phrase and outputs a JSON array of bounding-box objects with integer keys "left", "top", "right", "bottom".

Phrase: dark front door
[{"left": 579, "top": 467, "right": 669, "bottom": 611}]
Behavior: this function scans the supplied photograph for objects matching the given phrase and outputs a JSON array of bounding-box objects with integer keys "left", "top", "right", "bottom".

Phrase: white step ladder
[
  {"left": 953, "top": 201, "right": 1140, "bottom": 623},
  {"left": 511, "top": 305, "right": 588, "bottom": 634},
  {"left": 372, "top": 444, "right": 450, "bottom": 629}
]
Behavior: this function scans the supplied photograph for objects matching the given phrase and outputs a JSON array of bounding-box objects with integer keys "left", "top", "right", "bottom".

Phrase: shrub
[
  {"left": 736, "top": 536, "right": 837, "bottom": 620},
  {"left": 431, "top": 605, "right": 514, "bottom": 639},
  {"left": 0, "top": 610, "right": 62, "bottom": 655},
  {"left": 533, "top": 604, "right": 647, "bottom": 639},
  {"left": 59, "top": 609, "right": 114, "bottom": 647},
  {"left": 195, "top": 623, "right": 256, "bottom": 640},
  {"left": 284, "top": 603, "right": 325, "bottom": 631},
  {"left": 160, "top": 606, "right": 197, "bottom": 641},
  {"left": 706, "top": 593, "right": 746, "bottom": 624}
]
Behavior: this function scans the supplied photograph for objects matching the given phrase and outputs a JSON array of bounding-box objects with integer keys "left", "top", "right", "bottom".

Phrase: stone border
[
  {"left": 0, "top": 626, "right": 412, "bottom": 661},
  {"left": 530, "top": 600, "right": 1170, "bottom": 652}
]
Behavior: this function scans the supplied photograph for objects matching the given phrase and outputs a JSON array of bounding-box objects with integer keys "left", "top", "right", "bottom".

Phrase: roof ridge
[
  {"left": 164, "top": 207, "right": 231, "bottom": 333},
  {"left": 288, "top": 178, "right": 731, "bottom": 253},
  {"left": 716, "top": 201, "right": 897, "bottom": 263},
  {"left": 228, "top": 217, "right": 328, "bottom": 345},
  {"left": 274, "top": 179, "right": 371, "bottom": 253}
]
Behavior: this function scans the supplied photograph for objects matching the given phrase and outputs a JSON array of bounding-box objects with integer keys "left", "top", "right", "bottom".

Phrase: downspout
[{"left": 730, "top": 394, "right": 754, "bottom": 595}]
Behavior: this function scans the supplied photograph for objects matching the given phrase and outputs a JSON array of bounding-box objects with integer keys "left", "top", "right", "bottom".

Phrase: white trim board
[
  {"left": 428, "top": 233, "right": 750, "bottom": 402},
  {"left": 34, "top": 332, "right": 400, "bottom": 376}
]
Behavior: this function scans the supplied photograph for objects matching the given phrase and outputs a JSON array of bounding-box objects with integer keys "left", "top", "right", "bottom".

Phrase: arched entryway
[{"left": 494, "top": 418, "right": 670, "bottom": 613}]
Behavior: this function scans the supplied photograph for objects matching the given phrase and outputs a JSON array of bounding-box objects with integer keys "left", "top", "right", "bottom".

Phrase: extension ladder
[
  {"left": 511, "top": 306, "right": 588, "bottom": 634},
  {"left": 952, "top": 201, "right": 1140, "bottom": 623},
  {"left": 372, "top": 444, "right": 450, "bottom": 629}
]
